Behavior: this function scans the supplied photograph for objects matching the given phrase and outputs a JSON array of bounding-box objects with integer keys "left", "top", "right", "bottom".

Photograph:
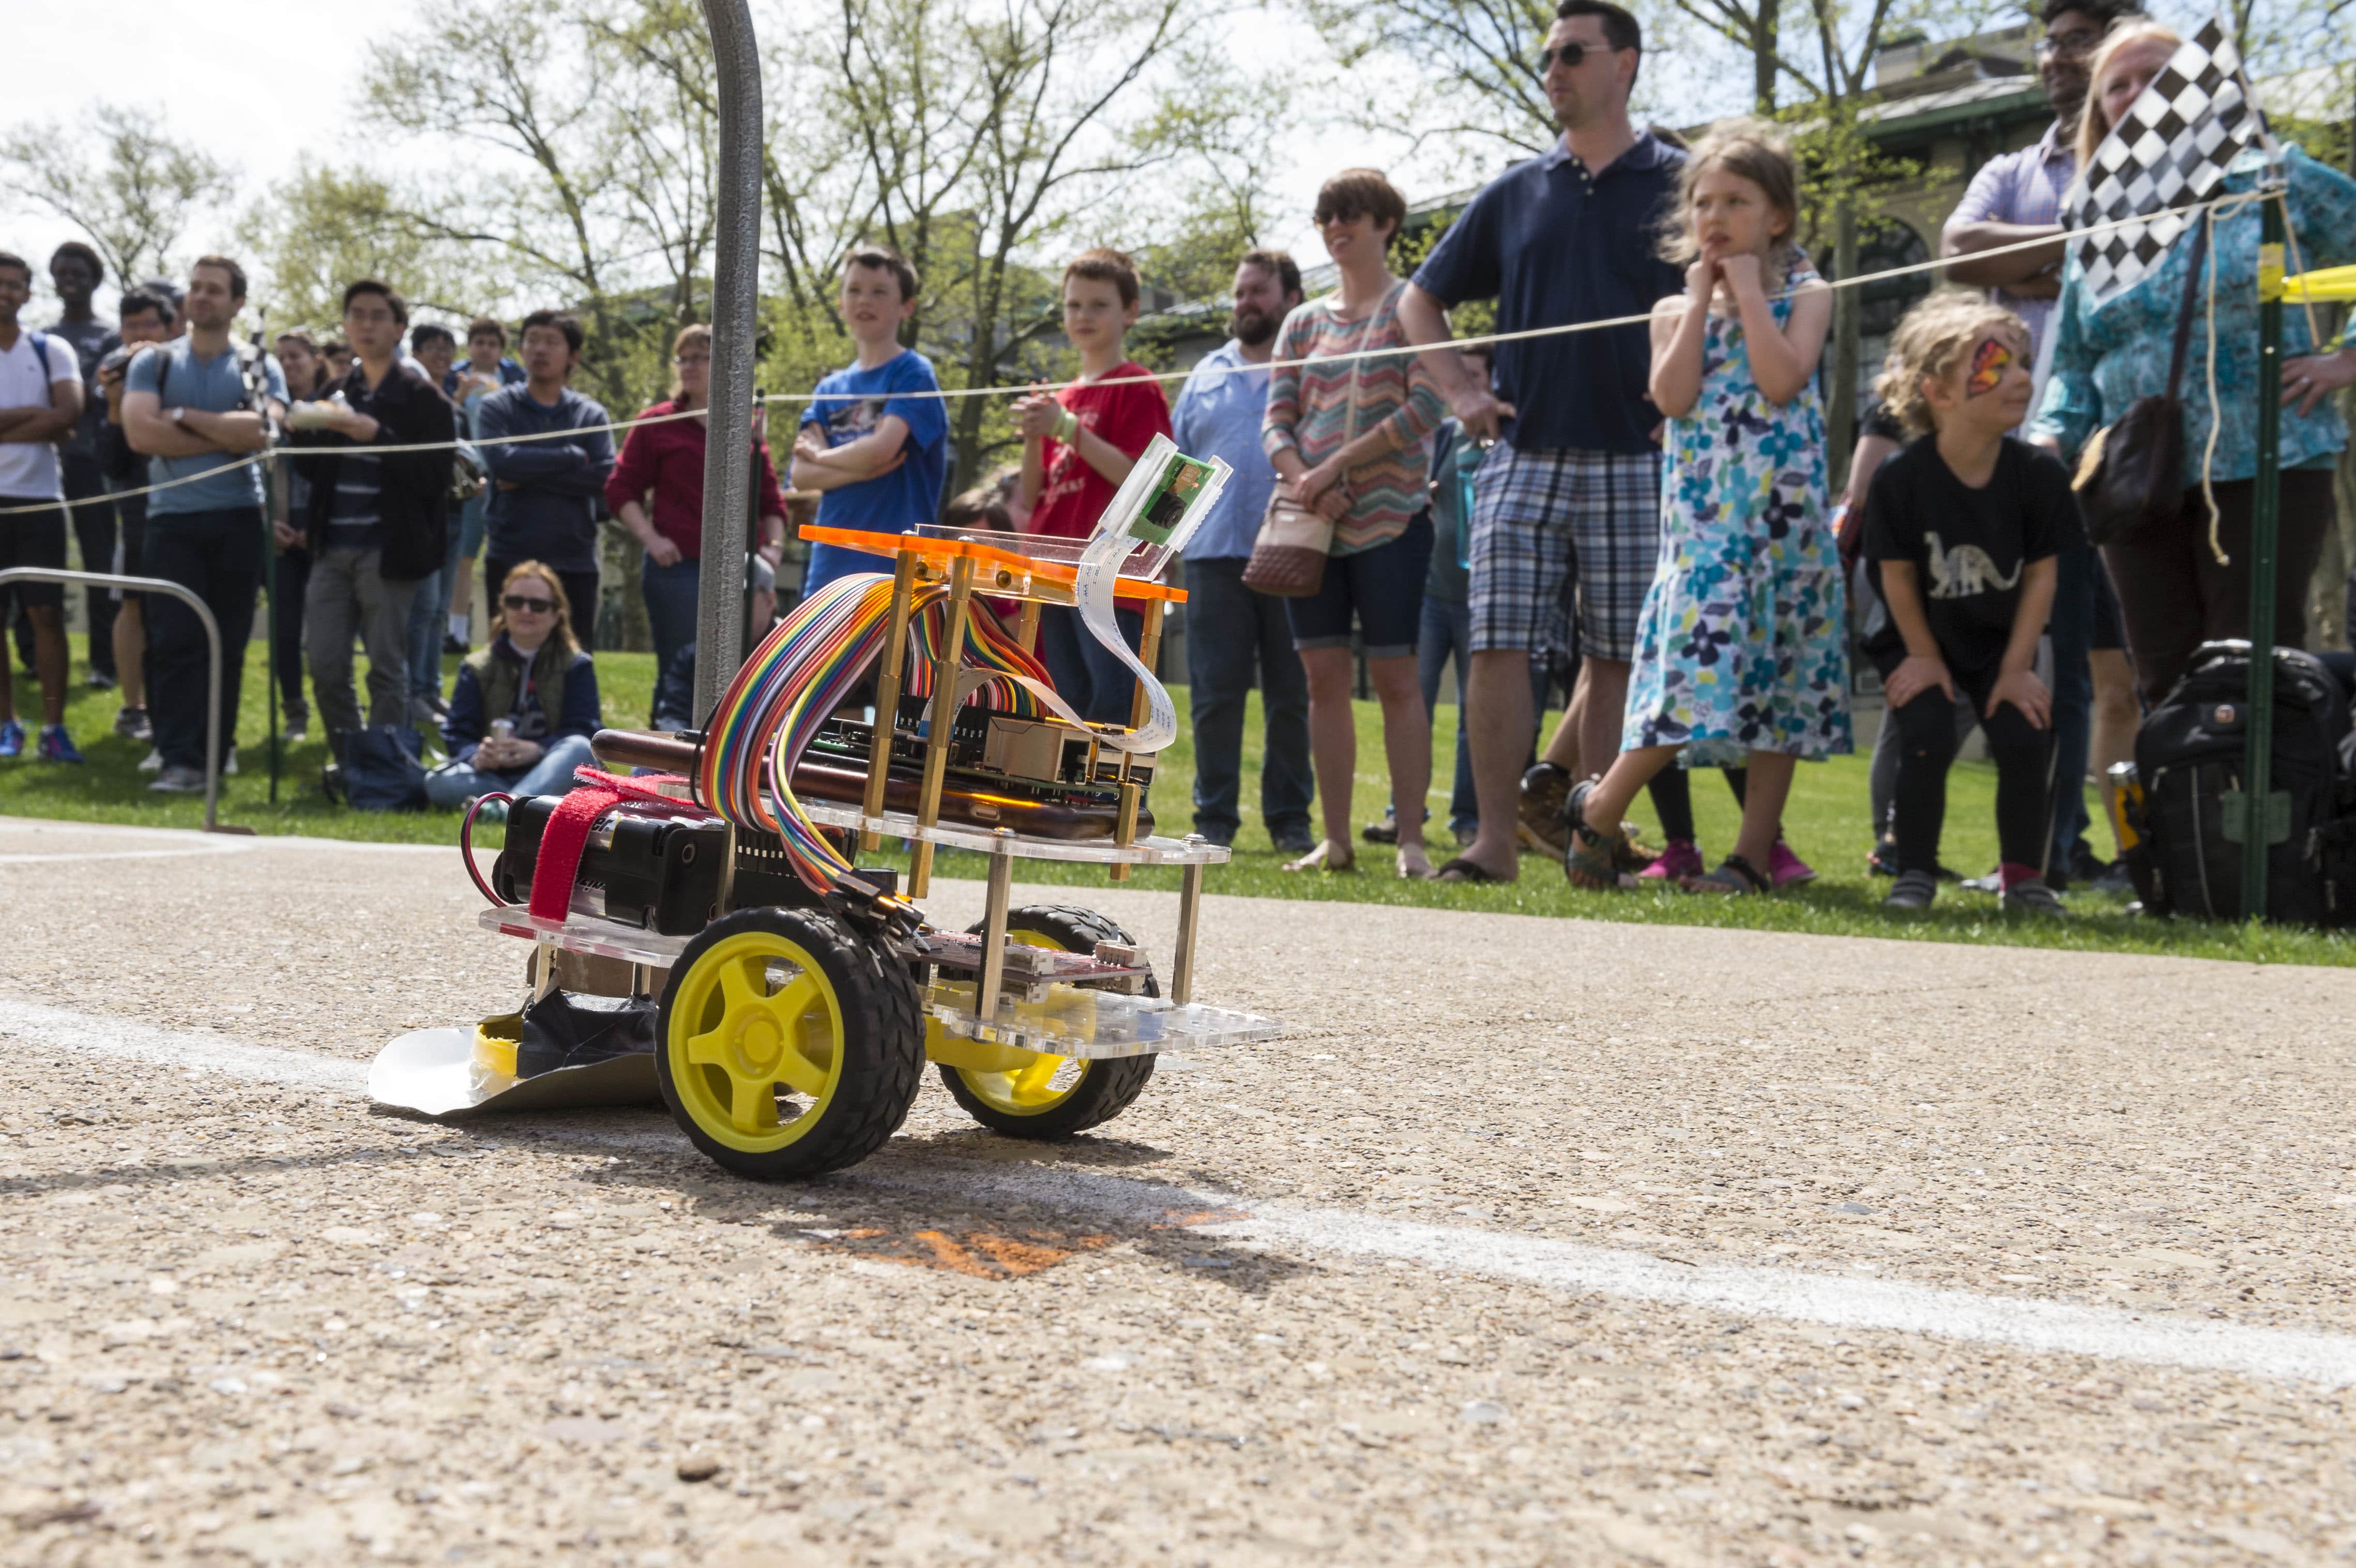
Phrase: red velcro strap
[{"left": 529, "top": 785, "right": 624, "bottom": 923}]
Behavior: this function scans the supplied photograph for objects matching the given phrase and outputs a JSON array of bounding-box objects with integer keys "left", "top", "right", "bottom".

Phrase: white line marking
[
  {"left": 0, "top": 998, "right": 367, "bottom": 1094},
  {"left": 3, "top": 996, "right": 2351, "bottom": 1387}
]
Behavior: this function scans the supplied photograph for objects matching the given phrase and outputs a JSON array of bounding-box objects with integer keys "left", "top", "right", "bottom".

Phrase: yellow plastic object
[
  {"left": 473, "top": 1015, "right": 522, "bottom": 1080},
  {"left": 2282, "top": 264, "right": 2356, "bottom": 303},
  {"left": 663, "top": 928, "right": 845, "bottom": 1153},
  {"left": 935, "top": 930, "right": 1092, "bottom": 1117}
]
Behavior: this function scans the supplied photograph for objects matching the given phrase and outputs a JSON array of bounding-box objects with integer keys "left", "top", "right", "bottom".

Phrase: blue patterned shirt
[{"left": 2029, "top": 144, "right": 2356, "bottom": 488}]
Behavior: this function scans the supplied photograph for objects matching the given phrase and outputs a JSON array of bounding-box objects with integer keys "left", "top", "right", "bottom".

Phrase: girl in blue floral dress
[{"left": 1565, "top": 120, "right": 1851, "bottom": 894}]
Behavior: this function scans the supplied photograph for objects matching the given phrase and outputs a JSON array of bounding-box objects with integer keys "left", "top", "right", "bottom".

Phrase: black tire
[
  {"left": 938, "top": 904, "right": 1158, "bottom": 1139},
  {"left": 656, "top": 906, "right": 923, "bottom": 1180}
]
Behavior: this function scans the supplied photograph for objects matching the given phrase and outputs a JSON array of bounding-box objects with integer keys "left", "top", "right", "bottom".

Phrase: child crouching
[{"left": 1861, "top": 293, "right": 2080, "bottom": 916}]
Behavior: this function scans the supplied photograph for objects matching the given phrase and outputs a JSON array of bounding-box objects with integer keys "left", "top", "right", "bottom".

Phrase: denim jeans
[
  {"left": 1415, "top": 594, "right": 1477, "bottom": 837},
  {"left": 2044, "top": 541, "right": 2098, "bottom": 873},
  {"left": 404, "top": 525, "right": 466, "bottom": 701},
  {"left": 145, "top": 508, "right": 264, "bottom": 773},
  {"left": 1181, "top": 556, "right": 1312, "bottom": 842},
  {"left": 1037, "top": 603, "right": 1144, "bottom": 725},
  {"left": 62, "top": 452, "right": 118, "bottom": 678},
  {"left": 642, "top": 555, "right": 703, "bottom": 681},
  {"left": 425, "top": 732, "right": 598, "bottom": 809},
  {"left": 270, "top": 546, "right": 312, "bottom": 723}
]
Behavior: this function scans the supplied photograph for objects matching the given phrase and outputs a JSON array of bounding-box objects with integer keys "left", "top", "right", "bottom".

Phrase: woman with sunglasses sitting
[{"left": 426, "top": 561, "right": 603, "bottom": 812}]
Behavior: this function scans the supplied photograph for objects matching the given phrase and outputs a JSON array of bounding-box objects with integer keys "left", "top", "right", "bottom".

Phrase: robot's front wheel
[
  {"left": 939, "top": 904, "right": 1158, "bottom": 1140},
  {"left": 657, "top": 907, "right": 923, "bottom": 1180}
]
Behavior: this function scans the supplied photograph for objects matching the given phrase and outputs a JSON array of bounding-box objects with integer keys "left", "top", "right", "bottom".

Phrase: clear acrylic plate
[
  {"left": 476, "top": 905, "right": 690, "bottom": 966},
  {"left": 924, "top": 977, "right": 1283, "bottom": 1059},
  {"left": 800, "top": 799, "right": 1229, "bottom": 865}
]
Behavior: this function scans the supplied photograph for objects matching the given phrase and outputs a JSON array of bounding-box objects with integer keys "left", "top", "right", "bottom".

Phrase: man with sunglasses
[
  {"left": 1941, "top": 0, "right": 2142, "bottom": 894},
  {"left": 1397, "top": 0, "right": 1686, "bottom": 885}
]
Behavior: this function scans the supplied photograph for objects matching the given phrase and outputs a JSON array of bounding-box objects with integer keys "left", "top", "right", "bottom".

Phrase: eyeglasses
[
  {"left": 502, "top": 595, "right": 556, "bottom": 614},
  {"left": 1536, "top": 40, "right": 1623, "bottom": 73}
]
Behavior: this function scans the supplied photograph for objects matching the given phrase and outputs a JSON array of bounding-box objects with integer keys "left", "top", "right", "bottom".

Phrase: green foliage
[{"left": 0, "top": 104, "right": 234, "bottom": 288}]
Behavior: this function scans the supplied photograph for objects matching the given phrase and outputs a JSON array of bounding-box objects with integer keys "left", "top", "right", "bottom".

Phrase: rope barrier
[{"left": 0, "top": 188, "right": 2279, "bottom": 519}]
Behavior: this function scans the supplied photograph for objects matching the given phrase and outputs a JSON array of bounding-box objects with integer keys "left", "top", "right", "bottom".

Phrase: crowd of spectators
[{"left": 5, "top": 0, "right": 2354, "bottom": 907}]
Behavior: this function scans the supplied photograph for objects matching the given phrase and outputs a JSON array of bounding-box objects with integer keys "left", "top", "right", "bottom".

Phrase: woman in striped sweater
[{"left": 1264, "top": 169, "right": 1449, "bottom": 877}]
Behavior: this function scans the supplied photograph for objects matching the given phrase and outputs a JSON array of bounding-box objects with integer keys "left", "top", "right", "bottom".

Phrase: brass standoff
[
  {"left": 1015, "top": 599, "right": 1042, "bottom": 656},
  {"left": 860, "top": 549, "right": 921, "bottom": 851},
  {"left": 908, "top": 551, "right": 977, "bottom": 897},
  {"left": 977, "top": 828, "right": 1015, "bottom": 1024}
]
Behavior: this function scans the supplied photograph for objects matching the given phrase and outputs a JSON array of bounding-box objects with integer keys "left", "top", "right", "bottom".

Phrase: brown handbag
[
  {"left": 1240, "top": 490, "right": 1336, "bottom": 596},
  {"left": 1241, "top": 301, "right": 1373, "bottom": 597},
  {"left": 2072, "top": 220, "right": 2210, "bottom": 548}
]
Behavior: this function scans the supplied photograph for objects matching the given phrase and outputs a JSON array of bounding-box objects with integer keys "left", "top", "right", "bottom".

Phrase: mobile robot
[{"left": 370, "top": 438, "right": 1282, "bottom": 1179}]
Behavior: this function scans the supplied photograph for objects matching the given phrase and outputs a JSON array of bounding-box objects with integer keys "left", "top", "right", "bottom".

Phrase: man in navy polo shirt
[{"left": 1400, "top": 0, "right": 1684, "bottom": 884}]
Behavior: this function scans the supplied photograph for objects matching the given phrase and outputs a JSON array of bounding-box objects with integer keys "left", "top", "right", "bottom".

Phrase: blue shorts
[{"left": 1286, "top": 513, "right": 1433, "bottom": 660}]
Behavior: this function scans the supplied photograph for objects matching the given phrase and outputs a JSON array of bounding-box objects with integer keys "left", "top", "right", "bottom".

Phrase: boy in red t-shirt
[{"left": 1014, "top": 247, "right": 1172, "bottom": 722}]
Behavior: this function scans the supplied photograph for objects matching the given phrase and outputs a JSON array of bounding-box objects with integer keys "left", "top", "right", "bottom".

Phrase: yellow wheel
[
  {"left": 939, "top": 905, "right": 1157, "bottom": 1140},
  {"left": 656, "top": 908, "right": 922, "bottom": 1180}
]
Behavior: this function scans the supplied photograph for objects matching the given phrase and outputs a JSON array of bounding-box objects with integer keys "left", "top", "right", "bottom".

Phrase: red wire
[{"left": 460, "top": 792, "right": 516, "bottom": 907}]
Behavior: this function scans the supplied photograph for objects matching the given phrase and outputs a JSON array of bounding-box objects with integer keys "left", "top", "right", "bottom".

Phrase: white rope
[{"left": 0, "top": 187, "right": 2267, "bottom": 520}]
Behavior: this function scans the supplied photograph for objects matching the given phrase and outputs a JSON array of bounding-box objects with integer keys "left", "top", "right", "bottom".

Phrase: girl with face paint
[{"left": 1859, "top": 293, "right": 2084, "bottom": 917}]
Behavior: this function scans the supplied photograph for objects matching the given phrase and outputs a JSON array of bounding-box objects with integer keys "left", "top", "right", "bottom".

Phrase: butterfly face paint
[{"left": 1966, "top": 336, "right": 2013, "bottom": 398}]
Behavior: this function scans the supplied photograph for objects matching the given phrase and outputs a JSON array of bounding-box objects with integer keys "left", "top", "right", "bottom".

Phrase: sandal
[
  {"left": 1283, "top": 840, "right": 1356, "bottom": 873},
  {"left": 1560, "top": 780, "right": 1629, "bottom": 891},
  {"left": 1433, "top": 856, "right": 1507, "bottom": 884},
  {"left": 1679, "top": 854, "right": 1771, "bottom": 895}
]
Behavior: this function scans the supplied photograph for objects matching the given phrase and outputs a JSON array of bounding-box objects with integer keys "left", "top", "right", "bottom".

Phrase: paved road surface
[{"left": 2, "top": 815, "right": 2353, "bottom": 1565}]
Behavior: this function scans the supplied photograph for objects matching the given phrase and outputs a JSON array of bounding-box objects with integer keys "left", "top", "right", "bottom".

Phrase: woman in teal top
[{"left": 2028, "top": 22, "right": 2356, "bottom": 705}]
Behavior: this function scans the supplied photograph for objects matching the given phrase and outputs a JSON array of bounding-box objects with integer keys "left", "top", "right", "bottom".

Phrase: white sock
[{"left": 448, "top": 613, "right": 469, "bottom": 640}]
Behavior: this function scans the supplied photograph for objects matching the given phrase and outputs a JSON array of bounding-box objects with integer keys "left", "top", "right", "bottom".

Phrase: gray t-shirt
[
  {"left": 124, "top": 339, "right": 287, "bottom": 516},
  {"left": 46, "top": 316, "right": 116, "bottom": 460}
]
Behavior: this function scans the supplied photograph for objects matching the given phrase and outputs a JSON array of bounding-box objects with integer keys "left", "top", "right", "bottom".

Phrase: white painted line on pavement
[
  {"left": 4, "top": 996, "right": 2353, "bottom": 1387},
  {"left": 0, "top": 998, "right": 369, "bottom": 1094}
]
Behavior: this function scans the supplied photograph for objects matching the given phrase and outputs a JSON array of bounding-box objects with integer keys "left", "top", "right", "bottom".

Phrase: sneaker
[
  {"left": 1866, "top": 838, "right": 1900, "bottom": 877},
  {"left": 470, "top": 797, "right": 509, "bottom": 825},
  {"left": 1961, "top": 868, "right": 2004, "bottom": 894},
  {"left": 36, "top": 725, "right": 84, "bottom": 764},
  {"left": 222, "top": 746, "right": 238, "bottom": 777},
  {"left": 87, "top": 669, "right": 117, "bottom": 692},
  {"left": 149, "top": 764, "right": 206, "bottom": 794},
  {"left": 1518, "top": 762, "right": 1573, "bottom": 856},
  {"left": 114, "top": 704, "right": 151, "bottom": 740},
  {"left": 1637, "top": 838, "right": 1704, "bottom": 880},
  {"left": 1882, "top": 869, "right": 1938, "bottom": 911},
  {"left": 442, "top": 633, "right": 469, "bottom": 657},
  {"left": 1768, "top": 838, "right": 1816, "bottom": 888},
  {"left": 138, "top": 746, "right": 163, "bottom": 773},
  {"left": 2001, "top": 877, "right": 2067, "bottom": 918},
  {"left": 0, "top": 719, "right": 22, "bottom": 759},
  {"left": 1270, "top": 828, "right": 1316, "bottom": 857},
  {"left": 2089, "top": 858, "right": 2135, "bottom": 895},
  {"left": 284, "top": 716, "right": 309, "bottom": 745},
  {"left": 1361, "top": 817, "right": 1399, "bottom": 845}
]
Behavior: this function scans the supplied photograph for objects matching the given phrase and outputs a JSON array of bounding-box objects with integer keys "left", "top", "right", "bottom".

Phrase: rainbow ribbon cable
[{"left": 697, "top": 572, "right": 1062, "bottom": 904}]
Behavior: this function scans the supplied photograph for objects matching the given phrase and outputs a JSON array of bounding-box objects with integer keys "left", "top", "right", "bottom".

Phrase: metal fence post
[
  {"left": 692, "top": 0, "right": 766, "bottom": 729},
  {"left": 0, "top": 567, "right": 236, "bottom": 833},
  {"left": 2241, "top": 187, "right": 2287, "bottom": 920}
]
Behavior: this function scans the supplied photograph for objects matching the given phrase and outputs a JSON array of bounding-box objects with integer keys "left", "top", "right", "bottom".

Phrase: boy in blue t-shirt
[{"left": 791, "top": 246, "right": 948, "bottom": 596}]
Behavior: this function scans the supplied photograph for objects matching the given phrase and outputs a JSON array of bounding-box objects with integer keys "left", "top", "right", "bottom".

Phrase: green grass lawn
[{"left": 5, "top": 643, "right": 2349, "bottom": 966}]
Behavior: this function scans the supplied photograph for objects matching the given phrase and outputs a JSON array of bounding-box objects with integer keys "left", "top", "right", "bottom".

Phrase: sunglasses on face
[
  {"left": 1536, "top": 40, "right": 1619, "bottom": 73},
  {"left": 503, "top": 594, "right": 555, "bottom": 614}
]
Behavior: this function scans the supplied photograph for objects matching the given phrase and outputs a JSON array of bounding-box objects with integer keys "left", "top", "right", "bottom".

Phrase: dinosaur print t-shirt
[{"left": 1860, "top": 434, "right": 2083, "bottom": 672}]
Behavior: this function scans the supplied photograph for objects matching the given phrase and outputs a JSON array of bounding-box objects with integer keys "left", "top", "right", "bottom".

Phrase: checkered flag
[{"left": 2063, "top": 13, "right": 2262, "bottom": 307}]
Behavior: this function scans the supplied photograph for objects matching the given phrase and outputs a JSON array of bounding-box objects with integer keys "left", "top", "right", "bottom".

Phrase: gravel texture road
[{"left": 2, "top": 814, "right": 2354, "bottom": 1565}]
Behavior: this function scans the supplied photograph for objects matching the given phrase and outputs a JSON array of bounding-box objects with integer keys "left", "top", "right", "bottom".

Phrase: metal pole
[
  {"left": 2241, "top": 188, "right": 2287, "bottom": 921},
  {"left": 692, "top": 0, "right": 765, "bottom": 728},
  {"left": 0, "top": 567, "right": 231, "bottom": 833}
]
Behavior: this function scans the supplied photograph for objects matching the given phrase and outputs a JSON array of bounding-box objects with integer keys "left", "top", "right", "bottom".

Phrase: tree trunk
[
  {"left": 1752, "top": 0, "right": 1781, "bottom": 112},
  {"left": 1827, "top": 197, "right": 1859, "bottom": 496}
]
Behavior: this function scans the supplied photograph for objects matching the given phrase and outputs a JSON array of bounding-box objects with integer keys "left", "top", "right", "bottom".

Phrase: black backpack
[{"left": 2129, "top": 640, "right": 2356, "bottom": 924}]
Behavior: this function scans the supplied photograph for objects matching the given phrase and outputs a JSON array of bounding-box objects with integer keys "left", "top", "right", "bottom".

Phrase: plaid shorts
[{"left": 1468, "top": 443, "right": 1661, "bottom": 662}]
